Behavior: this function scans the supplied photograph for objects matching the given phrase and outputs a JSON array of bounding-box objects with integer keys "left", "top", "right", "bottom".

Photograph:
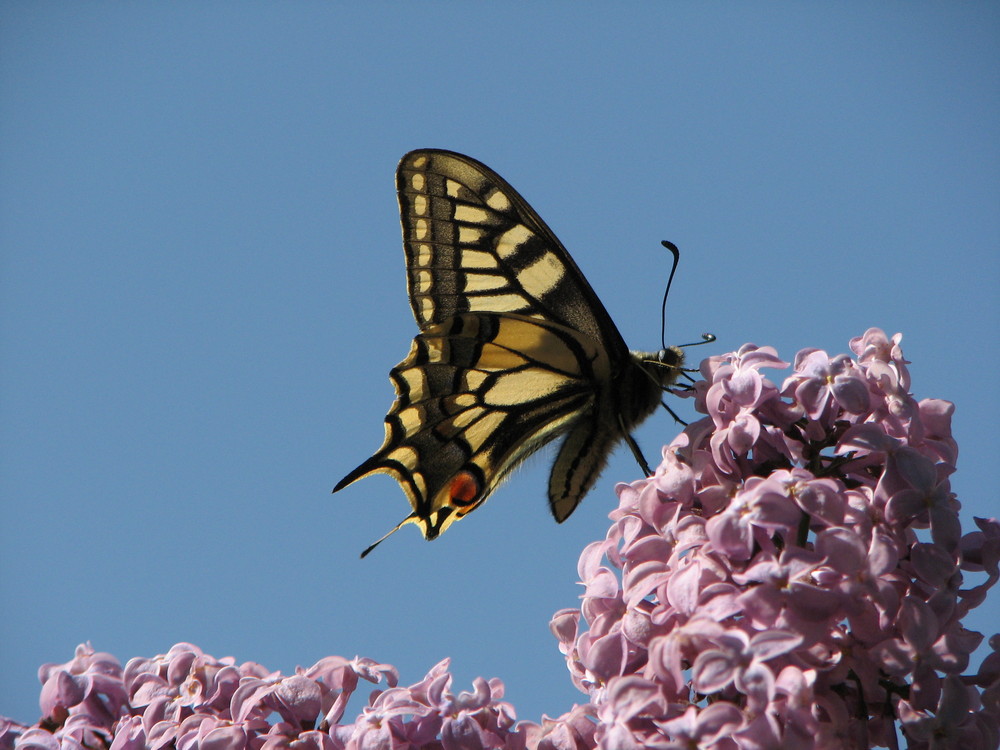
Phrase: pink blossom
[
  {"left": 553, "top": 330, "right": 999, "bottom": 747},
  {"left": 3, "top": 330, "right": 997, "bottom": 749}
]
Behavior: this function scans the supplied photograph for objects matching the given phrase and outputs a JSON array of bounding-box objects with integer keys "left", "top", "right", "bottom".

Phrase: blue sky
[{"left": 2, "top": 3, "right": 997, "bottom": 726}]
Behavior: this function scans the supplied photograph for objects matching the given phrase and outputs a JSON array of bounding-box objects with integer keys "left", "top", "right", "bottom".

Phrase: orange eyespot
[{"left": 449, "top": 471, "right": 481, "bottom": 506}]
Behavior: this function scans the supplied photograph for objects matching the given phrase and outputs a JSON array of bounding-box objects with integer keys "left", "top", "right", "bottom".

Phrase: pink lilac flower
[
  {"left": 2, "top": 330, "right": 997, "bottom": 749},
  {"left": 551, "top": 329, "right": 999, "bottom": 748},
  {"left": 0, "top": 644, "right": 538, "bottom": 750}
]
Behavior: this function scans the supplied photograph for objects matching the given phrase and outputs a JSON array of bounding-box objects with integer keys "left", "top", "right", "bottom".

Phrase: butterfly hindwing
[
  {"left": 336, "top": 150, "right": 684, "bottom": 555},
  {"left": 336, "top": 312, "right": 608, "bottom": 546}
]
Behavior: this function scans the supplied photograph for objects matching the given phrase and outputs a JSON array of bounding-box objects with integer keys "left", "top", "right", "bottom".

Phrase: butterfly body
[{"left": 334, "top": 150, "right": 683, "bottom": 554}]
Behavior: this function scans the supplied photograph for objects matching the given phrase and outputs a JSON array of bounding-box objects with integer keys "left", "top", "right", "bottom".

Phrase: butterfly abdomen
[{"left": 543, "top": 347, "right": 685, "bottom": 522}]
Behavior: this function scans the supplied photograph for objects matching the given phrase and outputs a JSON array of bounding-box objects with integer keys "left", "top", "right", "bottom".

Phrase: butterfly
[{"left": 335, "top": 149, "right": 686, "bottom": 557}]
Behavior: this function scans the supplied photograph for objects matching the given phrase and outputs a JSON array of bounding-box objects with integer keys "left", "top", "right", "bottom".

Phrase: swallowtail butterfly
[{"left": 335, "top": 150, "right": 685, "bottom": 556}]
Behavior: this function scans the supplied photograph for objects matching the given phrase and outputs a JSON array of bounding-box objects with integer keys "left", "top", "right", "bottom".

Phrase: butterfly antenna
[
  {"left": 659, "top": 241, "right": 717, "bottom": 351},
  {"left": 676, "top": 332, "right": 717, "bottom": 349},
  {"left": 659, "top": 241, "right": 681, "bottom": 351}
]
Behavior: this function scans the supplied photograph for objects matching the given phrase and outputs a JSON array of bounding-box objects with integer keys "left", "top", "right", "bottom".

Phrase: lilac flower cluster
[
  {"left": 551, "top": 329, "right": 999, "bottom": 748},
  {"left": 0, "top": 642, "right": 533, "bottom": 750},
  {"left": 2, "top": 330, "right": 997, "bottom": 749}
]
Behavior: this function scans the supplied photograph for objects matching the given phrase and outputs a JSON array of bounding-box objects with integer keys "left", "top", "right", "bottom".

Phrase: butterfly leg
[
  {"left": 660, "top": 399, "right": 688, "bottom": 426},
  {"left": 618, "top": 413, "right": 653, "bottom": 477}
]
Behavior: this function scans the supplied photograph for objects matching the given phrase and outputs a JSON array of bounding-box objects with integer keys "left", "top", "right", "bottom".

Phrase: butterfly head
[{"left": 635, "top": 346, "right": 686, "bottom": 389}]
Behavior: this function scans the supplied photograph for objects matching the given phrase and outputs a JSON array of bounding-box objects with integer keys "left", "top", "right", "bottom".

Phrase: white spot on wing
[
  {"left": 463, "top": 250, "right": 499, "bottom": 269},
  {"left": 462, "top": 273, "right": 504, "bottom": 293},
  {"left": 485, "top": 369, "right": 568, "bottom": 405},
  {"left": 459, "top": 225, "right": 486, "bottom": 244},
  {"left": 519, "top": 252, "right": 566, "bottom": 300},
  {"left": 420, "top": 296, "right": 435, "bottom": 320},
  {"left": 468, "top": 294, "right": 526, "bottom": 313},
  {"left": 496, "top": 225, "right": 535, "bottom": 258},
  {"left": 388, "top": 445, "right": 419, "bottom": 469},
  {"left": 416, "top": 270, "right": 432, "bottom": 293},
  {"left": 486, "top": 190, "right": 512, "bottom": 212},
  {"left": 454, "top": 205, "right": 491, "bottom": 224}
]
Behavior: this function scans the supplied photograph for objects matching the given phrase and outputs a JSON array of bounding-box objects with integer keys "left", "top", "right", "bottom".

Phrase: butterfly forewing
[
  {"left": 335, "top": 149, "right": 684, "bottom": 555},
  {"left": 397, "top": 150, "right": 629, "bottom": 357}
]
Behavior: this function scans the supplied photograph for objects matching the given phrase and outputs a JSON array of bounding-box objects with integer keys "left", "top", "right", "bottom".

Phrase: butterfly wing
[
  {"left": 335, "top": 312, "right": 609, "bottom": 552},
  {"left": 396, "top": 150, "right": 630, "bottom": 356},
  {"left": 336, "top": 150, "right": 671, "bottom": 553}
]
